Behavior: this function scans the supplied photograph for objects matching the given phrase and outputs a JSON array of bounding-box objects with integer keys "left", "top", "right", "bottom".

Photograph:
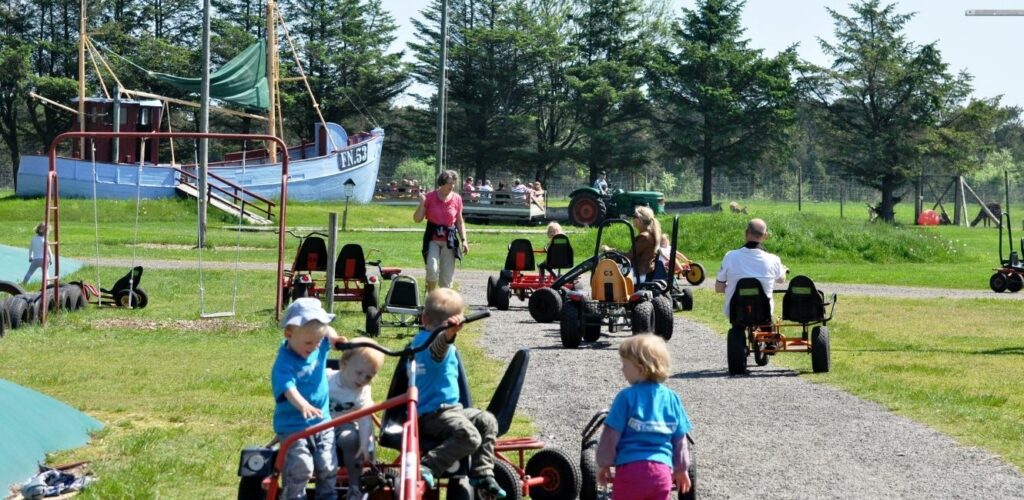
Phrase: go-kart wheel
[
  {"left": 652, "top": 295, "right": 674, "bottom": 340},
  {"left": 811, "top": 326, "right": 831, "bottom": 373},
  {"left": 280, "top": 284, "right": 291, "bottom": 307},
  {"left": 685, "top": 263, "right": 706, "bottom": 286},
  {"left": 494, "top": 283, "right": 511, "bottom": 311},
  {"left": 630, "top": 300, "right": 654, "bottom": 334},
  {"left": 990, "top": 272, "right": 1008, "bottom": 293},
  {"left": 727, "top": 326, "right": 748, "bottom": 375},
  {"left": 582, "top": 300, "right": 602, "bottom": 342},
  {"left": 487, "top": 459, "right": 523, "bottom": 500},
  {"left": 134, "top": 288, "right": 149, "bottom": 309},
  {"left": 528, "top": 287, "right": 562, "bottom": 323},
  {"left": 678, "top": 438, "right": 697, "bottom": 500},
  {"left": 113, "top": 289, "right": 143, "bottom": 308},
  {"left": 754, "top": 344, "right": 770, "bottom": 366},
  {"left": 444, "top": 476, "right": 472, "bottom": 500},
  {"left": 579, "top": 439, "right": 599, "bottom": 500},
  {"left": 365, "top": 306, "right": 381, "bottom": 337},
  {"left": 486, "top": 276, "right": 497, "bottom": 307},
  {"left": 1008, "top": 274, "right": 1024, "bottom": 293},
  {"left": 678, "top": 288, "right": 693, "bottom": 311},
  {"left": 560, "top": 301, "right": 583, "bottom": 348},
  {"left": 237, "top": 476, "right": 267, "bottom": 499},
  {"left": 525, "top": 447, "right": 581, "bottom": 500},
  {"left": 362, "top": 283, "right": 378, "bottom": 312}
]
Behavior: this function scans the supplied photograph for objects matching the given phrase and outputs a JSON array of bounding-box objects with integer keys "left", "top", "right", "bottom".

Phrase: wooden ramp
[{"left": 176, "top": 183, "right": 274, "bottom": 225}]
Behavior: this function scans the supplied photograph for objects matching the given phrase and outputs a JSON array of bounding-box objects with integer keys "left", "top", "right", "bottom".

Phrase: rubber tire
[
  {"left": 582, "top": 300, "right": 602, "bottom": 342},
  {"left": 579, "top": 439, "right": 598, "bottom": 500},
  {"left": 754, "top": 345, "right": 770, "bottom": 366},
  {"left": 568, "top": 192, "right": 607, "bottom": 227},
  {"left": 486, "top": 276, "right": 497, "bottom": 307},
  {"left": 811, "top": 326, "right": 831, "bottom": 373},
  {"left": 63, "top": 285, "right": 85, "bottom": 311},
  {"left": 524, "top": 447, "right": 581, "bottom": 500},
  {"left": 990, "top": 272, "right": 1008, "bottom": 293},
  {"left": 481, "top": 459, "right": 522, "bottom": 500},
  {"left": 365, "top": 306, "right": 381, "bottom": 337},
  {"left": 678, "top": 439, "right": 697, "bottom": 500},
  {"left": 528, "top": 287, "right": 562, "bottom": 323},
  {"left": 236, "top": 476, "right": 266, "bottom": 500},
  {"left": 560, "top": 301, "right": 583, "bottom": 348},
  {"left": 727, "top": 326, "right": 748, "bottom": 375},
  {"left": 0, "top": 303, "right": 9, "bottom": 335},
  {"left": 281, "top": 284, "right": 291, "bottom": 307},
  {"left": 652, "top": 295, "right": 674, "bottom": 340},
  {"left": 113, "top": 289, "right": 142, "bottom": 308},
  {"left": 362, "top": 283, "right": 377, "bottom": 312},
  {"left": 0, "top": 281, "right": 27, "bottom": 297},
  {"left": 1008, "top": 274, "right": 1024, "bottom": 293},
  {"left": 6, "top": 297, "right": 27, "bottom": 330},
  {"left": 685, "top": 263, "right": 706, "bottom": 286},
  {"left": 134, "top": 288, "right": 149, "bottom": 309},
  {"left": 630, "top": 300, "right": 655, "bottom": 334},
  {"left": 494, "top": 283, "right": 511, "bottom": 311},
  {"left": 679, "top": 288, "right": 694, "bottom": 311}
]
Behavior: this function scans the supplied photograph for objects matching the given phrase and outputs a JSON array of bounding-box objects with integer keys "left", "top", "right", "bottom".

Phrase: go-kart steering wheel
[{"left": 599, "top": 251, "right": 633, "bottom": 278}]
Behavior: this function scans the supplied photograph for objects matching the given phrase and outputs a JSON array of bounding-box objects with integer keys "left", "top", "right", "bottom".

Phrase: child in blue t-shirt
[
  {"left": 597, "top": 334, "right": 692, "bottom": 499},
  {"left": 272, "top": 298, "right": 347, "bottom": 500},
  {"left": 413, "top": 288, "right": 506, "bottom": 498}
]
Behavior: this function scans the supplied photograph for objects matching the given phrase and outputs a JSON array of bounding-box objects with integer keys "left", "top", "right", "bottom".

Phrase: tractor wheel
[
  {"left": 362, "top": 283, "right": 378, "bottom": 312},
  {"left": 486, "top": 276, "right": 497, "bottom": 307},
  {"left": 560, "top": 301, "right": 583, "bottom": 348},
  {"left": 652, "top": 295, "right": 674, "bottom": 340},
  {"left": 582, "top": 300, "right": 602, "bottom": 342},
  {"left": 811, "top": 326, "right": 831, "bottom": 373},
  {"left": 365, "top": 306, "right": 382, "bottom": 337},
  {"left": 568, "top": 192, "right": 607, "bottom": 227},
  {"left": 525, "top": 447, "right": 581, "bottom": 500},
  {"left": 630, "top": 300, "right": 655, "bottom": 334},
  {"left": 484, "top": 460, "right": 522, "bottom": 500},
  {"left": 236, "top": 476, "right": 267, "bottom": 500},
  {"left": 1008, "top": 274, "right": 1024, "bottom": 293},
  {"left": 685, "top": 263, "right": 706, "bottom": 286},
  {"left": 990, "top": 272, "right": 1009, "bottom": 293},
  {"left": 727, "top": 326, "right": 748, "bottom": 375},
  {"left": 494, "top": 283, "right": 511, "bottom": 311},
  {"left": 579, "top": 439, "right": 599, "bottom": 500},
  {"left": 528, "top": 287, "right": 562, "bottom": 323},
  {"left": 678, "top": 439, "right": 697, "bottom": 500}
]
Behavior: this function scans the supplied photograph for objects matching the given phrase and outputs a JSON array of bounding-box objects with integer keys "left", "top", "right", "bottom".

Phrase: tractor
[{"left": 567, "top": 187, "right": 665, "bottom": 227}]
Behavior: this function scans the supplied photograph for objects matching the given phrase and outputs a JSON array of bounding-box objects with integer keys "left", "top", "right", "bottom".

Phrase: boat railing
[{"left": 174, "top": 167, "right": 276, "bottom": 222}]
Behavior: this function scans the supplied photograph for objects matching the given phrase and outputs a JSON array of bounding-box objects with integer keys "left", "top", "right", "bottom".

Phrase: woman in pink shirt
[{"left": 413, "top": 170, "right": 469, "bottom": 291}]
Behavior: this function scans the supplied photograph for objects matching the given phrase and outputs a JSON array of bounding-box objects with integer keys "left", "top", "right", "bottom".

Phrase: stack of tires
[{"left": 1, "top": 281, "right": 88, "bottom": 335}]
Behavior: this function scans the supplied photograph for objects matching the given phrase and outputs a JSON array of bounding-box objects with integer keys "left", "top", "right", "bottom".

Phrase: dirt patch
[{"left": 90, "top": 318, "right": 263, "bottom": 332}]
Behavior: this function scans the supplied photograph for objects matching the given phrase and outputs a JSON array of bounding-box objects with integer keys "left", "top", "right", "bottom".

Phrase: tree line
[{"left": 1, "top": 0, "right": 1022, "bottom": 221}]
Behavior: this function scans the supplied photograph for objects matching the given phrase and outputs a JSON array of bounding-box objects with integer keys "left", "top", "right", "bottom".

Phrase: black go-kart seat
[
  {"left": 504, "top": 239, "right": 536, "bottom": 272},
  {"left": 729, "top": 278, "right": 771, "bottom": 327},
  {"left": 100, "top": 266, "right": 144, "bottom": 294},
  {"left": 545, "top": 234, "right": 574, "bottom": 270},
  {"left": 385, "top": 275, "right": 421, "bottom": 314},
  {"left": 782, "top": 275, "right": 825, "bottom": 324},
  {"left": 293, "top": 237, "right": 329, "bottom": 272},
  {"left": 336, "top": 243, "right": 368, "bottom": 282}
]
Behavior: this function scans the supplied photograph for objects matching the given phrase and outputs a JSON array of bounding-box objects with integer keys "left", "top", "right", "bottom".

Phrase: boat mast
[
  {"left": 266, "top": 0, "right": 278, "bottom": 162},
  {"left": 434, "top": 0, "right": 448, "bottom": 177},
  {"left": 78, "top": 0, "right": 86, "bottom": 157}
]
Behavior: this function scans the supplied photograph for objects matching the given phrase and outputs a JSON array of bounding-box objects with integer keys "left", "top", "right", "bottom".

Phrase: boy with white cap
[{"left": 272, "top": 297, "right": 348, "bottom": 499}]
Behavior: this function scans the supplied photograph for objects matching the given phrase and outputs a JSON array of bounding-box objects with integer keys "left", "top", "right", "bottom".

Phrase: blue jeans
[{"left": 277, "top": 428, "right": 338, "bottom": 500}]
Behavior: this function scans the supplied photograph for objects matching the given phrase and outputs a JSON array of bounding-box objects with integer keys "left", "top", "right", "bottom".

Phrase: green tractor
[{"left": 567, "top": 187, "right": 666, "bottom": 226}]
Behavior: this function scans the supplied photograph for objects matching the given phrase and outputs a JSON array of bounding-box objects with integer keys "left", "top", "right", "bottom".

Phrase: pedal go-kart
[
  {"left": 726, "top": 275, "right": 837, "bottom": 375},
  {"left": 579, "top": 410, "right": 696, "bottom": 500},
  {"left": 71, "top": 266, "right": 149, "bottom": 309},
  {"left": 365, "top": 275, "right": 423, "bottom": 336},
  {"left": 486, "top": 234, "right": 576, "bottom": 322},
  {"left": 237, "top": 311, "right": 581, "bottom": 499},
  {"left": 654, "top": 215, "right": 700, "bottom": 312},
  {"left": 558, "top": 219, "right": 675, "bottom": 348},
  {"left": 989, "top": 212, "right": 1024, "bottom": 292},
  {"left": 282, "top": 230, "right": 401, "bottom": 311}
]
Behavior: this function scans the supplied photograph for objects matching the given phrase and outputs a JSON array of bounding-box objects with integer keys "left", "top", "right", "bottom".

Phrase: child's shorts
[{"left": 613, "top": 460, "right": 672, "bottom": 500}]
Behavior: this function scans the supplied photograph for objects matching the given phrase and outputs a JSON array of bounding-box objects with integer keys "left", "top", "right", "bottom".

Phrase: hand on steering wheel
[{"left": 600, "top": 250, "right": 633, "bottom": 277}]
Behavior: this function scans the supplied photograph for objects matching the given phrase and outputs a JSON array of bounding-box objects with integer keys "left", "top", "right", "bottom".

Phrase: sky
[{"left": 378, "top": 0, "right": 1024, "bottom": 108}]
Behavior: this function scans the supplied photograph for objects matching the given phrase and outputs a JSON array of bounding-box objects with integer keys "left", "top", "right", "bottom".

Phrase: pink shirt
[{"left": 424, "top": 190, "right": 463, "bottom": 228}]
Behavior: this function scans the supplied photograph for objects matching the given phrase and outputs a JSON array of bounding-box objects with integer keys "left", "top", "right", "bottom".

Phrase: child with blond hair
[
  {"left": 538, "top": 221, "right": 566, "bottom": 280},
  {"left": 327, "top": 337, "right": 386, "bottom": 500},
  {"left": 597, "top": 334, "right": 692, "bottom": 499}
]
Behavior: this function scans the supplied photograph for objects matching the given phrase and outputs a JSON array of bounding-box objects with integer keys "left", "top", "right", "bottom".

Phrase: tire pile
[{"left": 1, "top": 282, "right": 87, "bottom": 336}]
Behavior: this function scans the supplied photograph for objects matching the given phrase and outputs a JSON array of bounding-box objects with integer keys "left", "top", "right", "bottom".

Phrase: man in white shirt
[{"left": 715, "top": 219, "right": 788, "bottom": 319}]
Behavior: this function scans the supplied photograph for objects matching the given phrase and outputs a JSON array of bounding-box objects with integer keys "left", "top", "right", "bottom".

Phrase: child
[
  {"left": 597, "top": 334, "right": 692, "bottom": 499},
  {"left": 327, "top": 337, "right": 385, "bottom": 500},
  {"left": 272, "top": 297, "right": 347, "bottom": 500},
  {"left": 538, "top": 221, "right": 565, "bottom": 280},
  {"left": 22, "top": 223, "right": 52, "bottom": 285},
  {"left": 414, "top": 288, "right": 506, "bottom": 498},
  {"left": 657, "top": 234, "right": 689, "bottom": 277}
]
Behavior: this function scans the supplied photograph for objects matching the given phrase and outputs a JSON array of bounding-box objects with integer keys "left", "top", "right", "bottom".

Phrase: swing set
[{"left": 39, "top": 131, "right": 292, "bottom": 326}]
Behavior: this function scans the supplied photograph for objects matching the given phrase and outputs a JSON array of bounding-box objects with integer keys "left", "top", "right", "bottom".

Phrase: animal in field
[
  {"left": 970, "top": 202, "right": 1002, "bottom": 228},
  {"left": 729, "top": 201, "right": 748, "bottom": 214}
]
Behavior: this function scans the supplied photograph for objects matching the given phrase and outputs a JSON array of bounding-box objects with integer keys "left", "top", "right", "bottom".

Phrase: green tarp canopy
[
  {"left": 150, "top": 39, "right": 269, "bottom": 110},
  {"left": 0, "top": 379, "right": 103, "bottom": 490}
]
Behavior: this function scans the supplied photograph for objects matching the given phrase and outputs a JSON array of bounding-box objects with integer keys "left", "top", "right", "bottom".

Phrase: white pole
[{"left": 198, "top": 0, "right": 211, "bottom": 247}]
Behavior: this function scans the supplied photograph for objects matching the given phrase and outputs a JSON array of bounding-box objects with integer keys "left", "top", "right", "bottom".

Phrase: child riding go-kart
[
  {"left": 726, "top": 275, "right": 837, "bottom": 375},
  {"left": 486, "top": 234, "right": 576, "bottom": 322},
  {"left": 989, "top": 211, "right": 1024, "bottom": 292}
]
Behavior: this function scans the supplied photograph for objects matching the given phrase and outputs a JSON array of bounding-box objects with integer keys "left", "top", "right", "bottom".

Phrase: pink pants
[{"left": 613, "top": 460, "right": 673, "bottom": 500}]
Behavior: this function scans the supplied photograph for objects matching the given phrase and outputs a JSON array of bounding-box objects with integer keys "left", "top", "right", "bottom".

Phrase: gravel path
[{"left": 452, "top": 271, "right": 1024, "bottom": 499}]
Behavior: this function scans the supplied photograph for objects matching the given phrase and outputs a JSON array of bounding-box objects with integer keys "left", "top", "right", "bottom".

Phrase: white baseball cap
[{"left": 280, "top": 297, "right": 335, "bottom": 328}]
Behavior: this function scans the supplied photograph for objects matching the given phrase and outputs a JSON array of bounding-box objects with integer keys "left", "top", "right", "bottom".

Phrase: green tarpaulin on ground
[
  {"left": 150, "top": 39, "right": 269, "bottom": 110},
  {"left": 0, "top": 379, "right": 103, "bottom": 490}
]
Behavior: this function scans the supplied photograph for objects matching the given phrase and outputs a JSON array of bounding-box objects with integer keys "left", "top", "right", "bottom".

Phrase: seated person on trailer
[{"left": 714, "top": 218, "right": 788, "bottom": 320}]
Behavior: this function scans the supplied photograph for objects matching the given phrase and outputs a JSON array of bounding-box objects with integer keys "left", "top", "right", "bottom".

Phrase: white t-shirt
[
  {"left": 29, "top": 235, "right": 50, "bottom": 262},
  {"left": 326, "top": 369, "right": 373, "bottom": 416},
  {"left": 716, "top": 246, "right": 786, "bottom": 317}
]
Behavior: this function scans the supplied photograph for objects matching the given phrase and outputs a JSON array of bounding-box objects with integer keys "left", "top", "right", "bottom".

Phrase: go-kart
[
  {"left": 364, "top": 274, "right": 422, "bottom": 336},
  {"left": 989, "top": 212, "right": 1024, "bottom": 292},
  {"left": 486, "top": 234, "right": 576, "bottom": 322},
  {"left": 652, "top": 215, "right": 700, "bottom": 312},
  {"left": 70, "top": 266, "right": 149, "bottom": 309},
  {"left": 282, "top": 230, "right": 401, "bottom": 311},
  {"left": 579, "top": 410, "right": 696, "bottom": 500},
  {"left": 726, "top": 275, "right": 836, "bottom": 375}
]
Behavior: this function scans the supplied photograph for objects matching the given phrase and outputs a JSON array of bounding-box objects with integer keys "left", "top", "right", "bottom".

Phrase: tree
[
  {"left": 802, "top": 0, "right": 972, "bottom": 222},
  {"left": 648, "top": 0, "right": 796, "bottom": 206}
]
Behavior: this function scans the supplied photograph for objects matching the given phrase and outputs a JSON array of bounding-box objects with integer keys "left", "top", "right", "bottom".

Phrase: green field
[{"left": 0, "top": 191, "right": 1022, "bottom": 494}]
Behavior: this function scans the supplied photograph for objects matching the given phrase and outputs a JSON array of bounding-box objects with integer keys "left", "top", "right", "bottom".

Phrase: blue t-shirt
[
  {"left": 271, "top": 337, "right": 332, "bottom": 435},
  {"left": 412, "top": 328, "right": 460, "bottom": 414},
  {"left": 605, "top": 381, "right": 691, "bottom": 468}
]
